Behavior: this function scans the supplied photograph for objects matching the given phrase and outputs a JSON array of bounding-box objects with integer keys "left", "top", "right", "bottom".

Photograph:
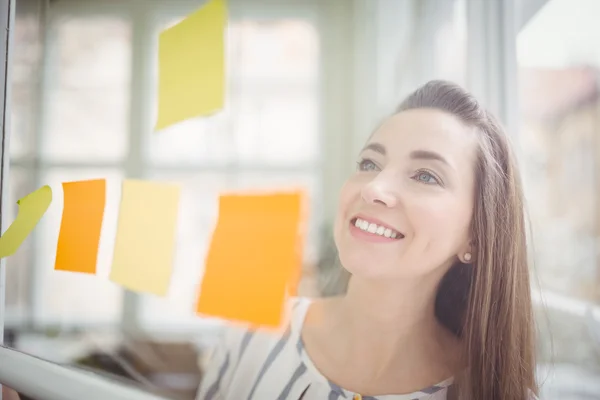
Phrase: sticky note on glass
[
  {"left": 155, "top": 0, "right": 227, "bottom": 131},
  {"left": 0, "top": 185, "right": 52, "bottom": 258},
  {"left": 196, "top": 191, "right": 305, "bottom": 327},
  {"left": 109, "top": 179, "right": 181, "bottom": 296},
  {"left": 54, "top": 179, "right": 106, "bottom": 274}
]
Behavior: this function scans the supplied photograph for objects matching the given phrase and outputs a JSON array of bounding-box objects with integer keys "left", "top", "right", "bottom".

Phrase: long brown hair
[{"left": 397, "top": 81, "right": 537, "bottom": 399}]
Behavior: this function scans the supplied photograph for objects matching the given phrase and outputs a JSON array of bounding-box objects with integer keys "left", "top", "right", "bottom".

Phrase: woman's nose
[{"left": 361, "top": 178, "right": 399, "bottom": 208}]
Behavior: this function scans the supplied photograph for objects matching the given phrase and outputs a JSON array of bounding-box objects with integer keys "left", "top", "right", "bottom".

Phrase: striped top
[{"left": 196, "top": 298, "right": 453, "bottom": 400}]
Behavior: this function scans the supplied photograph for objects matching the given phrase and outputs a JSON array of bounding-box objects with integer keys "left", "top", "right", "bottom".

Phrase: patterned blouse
[{"left": 196, "top": 298, "right": 453, "bottom": 400}]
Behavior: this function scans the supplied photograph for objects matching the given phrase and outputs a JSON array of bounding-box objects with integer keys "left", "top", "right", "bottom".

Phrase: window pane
[
  {"left": 36, "top": 168, "right": 124, "bottom": 325},
  {"left": 138, "top": 171, "right": 319, "bottom": 331},
  {"left": 4, "top": 167, "right": 35, "bottom": 322},
  {"left": 233, "top": 91, "right": 318, "bottom": 164},
  {"left": 232, "top": 20, "right": 319, "bottom": 82},
  {"left": 11, "top": 2, "right": 43, "bottom": 159},
  {"left": 518, "top": 1, "right": 600, "bottom": 394},
  {"left": 433, "top": 0, "right": 467, "bottom": 86},
  {"left": 518, "top": 0, "right": 600, "bottom": 303},
  {"left": 42, "top": 16, "right": 131, "bottom": 162},
  {"left": 147, "top": 19, "right": 319, "bottom": 166}
]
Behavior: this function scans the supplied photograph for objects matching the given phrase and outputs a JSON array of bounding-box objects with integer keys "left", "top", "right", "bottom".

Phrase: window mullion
[
  {"left": 120, "top": 2, "right": 154, "bottom": 334},
  {"left": 29, "top": 0, "right": 53, "bottom": 327}
]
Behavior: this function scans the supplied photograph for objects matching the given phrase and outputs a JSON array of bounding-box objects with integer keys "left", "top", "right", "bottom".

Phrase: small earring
[{"left": 463, "top": 252, "right": 472, "bottom": 262}]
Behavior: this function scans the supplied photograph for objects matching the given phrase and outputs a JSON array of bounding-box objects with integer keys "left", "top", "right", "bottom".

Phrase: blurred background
[{"left": 7, "top": 0, "right": 600, "bottom": 398}]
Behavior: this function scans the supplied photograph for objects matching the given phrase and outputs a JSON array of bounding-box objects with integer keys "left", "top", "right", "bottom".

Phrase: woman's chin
[{"left": 340, "top": 259, "right": 392, "bottom": 279}]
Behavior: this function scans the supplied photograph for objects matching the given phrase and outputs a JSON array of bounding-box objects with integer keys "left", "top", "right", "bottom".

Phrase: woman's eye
[
  {"left": 357, "top": 159, "right": 380, "bottom": 172},
  {"left": 413, "top": 170, "right": 440, "bottom": 185}
]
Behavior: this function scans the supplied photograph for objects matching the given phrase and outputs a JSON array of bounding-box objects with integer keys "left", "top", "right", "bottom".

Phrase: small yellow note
[
  {"left": 109, "top": 179, "right": 181, "bottom": 296},
  {"left": 0, "top": 185, "right": 52, "bottom": 258},
  {"left": 155, "top": 0, "right": 227, "bottom": 131}
]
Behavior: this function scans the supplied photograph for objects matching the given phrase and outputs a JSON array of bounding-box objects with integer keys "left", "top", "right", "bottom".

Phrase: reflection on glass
[{"left": 43, "top": 17, "right": 131, "bottom": 162}]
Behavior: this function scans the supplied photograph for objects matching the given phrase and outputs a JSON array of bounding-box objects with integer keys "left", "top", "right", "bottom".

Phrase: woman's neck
[
  {"left": 341, "top": 276, "right": 447, "bottom": 365},
  {"left": 306, "top": 274, "right": 460, "bottom": 393}
]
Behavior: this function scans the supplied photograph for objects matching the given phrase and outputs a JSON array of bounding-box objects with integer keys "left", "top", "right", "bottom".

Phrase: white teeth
[{"left": 353, "top": 218, "right": 402, "bottom": 239}]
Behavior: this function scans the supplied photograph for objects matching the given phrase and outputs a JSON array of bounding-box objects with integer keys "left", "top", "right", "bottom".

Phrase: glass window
[
  {"left": 232, "top": 91, "right": 318, "bottom": 164},
  {"left": 42, "top": 16, "right": 131, "bottom": 162},
  {"left": 137, "top": 172, "right": 230, "bottom": 330},
  {"left": 518, "top": 0, "right": 600, "bottom": 302},
  {"left": 140, "top": 16, "right": 321, "bottom": 331},
  {"left": 8, "top": 0, "right": 322, "bottom": 367},
  {"left": 433, "top": 0, "right": 467, "bottom": 86},
  {"left": 232, "top": 20, "right": 319, "bottom": 82},
  {"left": 147, "top": 19, "right": 319, "bottom": 167},
  {"left": 4, "top": 167, "right": 35, "bottom": 323},
  {"left": 518, "top": 1, "right": 600, "bottom": 396},
  {"left": 12, "top": 3, "right": 42, "bottom": 159},
  {"left": 138, "top": 171, "right": 319, "bottom": 330}
]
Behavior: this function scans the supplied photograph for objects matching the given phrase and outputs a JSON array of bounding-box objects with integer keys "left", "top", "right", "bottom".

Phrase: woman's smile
[{"left": 349, "top": 216, "right": 404, "bottom": 243}]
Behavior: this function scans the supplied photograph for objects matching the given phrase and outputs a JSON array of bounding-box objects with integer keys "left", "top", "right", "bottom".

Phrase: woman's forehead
[{"left": 369, "top": 109, "right": 478, "bottom": 157}]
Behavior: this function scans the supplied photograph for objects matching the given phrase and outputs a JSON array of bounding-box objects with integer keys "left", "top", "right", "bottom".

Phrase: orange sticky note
[
  {"left": 54, "top": 179, "right": 106, "bottom": 274},
  {"left": 196, "top": 191, "right": 305, "bottom": 327}
]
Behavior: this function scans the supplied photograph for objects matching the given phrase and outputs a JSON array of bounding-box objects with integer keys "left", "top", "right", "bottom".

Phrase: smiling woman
[{"left": 196, "top": 81, "right": 538, "bottom": 400}]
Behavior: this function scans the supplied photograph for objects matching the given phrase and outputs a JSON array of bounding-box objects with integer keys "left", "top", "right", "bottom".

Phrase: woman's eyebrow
[
  {"left": 409, "top": 149, "right": 450, "bottom": 167},
  {"left": 361, "top": 142, "right": 386, "bottom": 155},
  {"left": 361, "top": 144, "right": 454, "bottom": 171}
]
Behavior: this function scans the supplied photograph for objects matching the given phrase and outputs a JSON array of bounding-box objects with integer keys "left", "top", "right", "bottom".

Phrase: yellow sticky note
[
  {"left": 155, "top": 0, "right": 227, "bottom": 131},
  {"left": 196, "top": 191, "right": 305, "bottom": 328},
  {"left": 109, "top": 180, "right": 181, "bottom": 296},
  {"left": 0, "top": 185, "right": 52, "bottom": 258}
]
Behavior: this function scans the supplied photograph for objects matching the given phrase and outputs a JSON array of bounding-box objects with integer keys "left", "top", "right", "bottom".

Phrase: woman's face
[{"left": 334, "top": 109, "right": 478, "bottom": 280}]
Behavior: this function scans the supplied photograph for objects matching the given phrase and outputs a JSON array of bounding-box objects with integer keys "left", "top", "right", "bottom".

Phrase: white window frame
[{"left": 0, "top": 0, "right": 15, "bottom": 350}]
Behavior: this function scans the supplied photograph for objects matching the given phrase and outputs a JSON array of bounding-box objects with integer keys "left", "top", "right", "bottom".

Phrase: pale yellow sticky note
[
  {"left": 109, "top": 180, "right": 181, "bottom": 296},
  {"left": 155, "top": 0, "right": 227, "bottom": 131},
  {"left": 0, "top": 185, "right": 52, "bottom": 258}
]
